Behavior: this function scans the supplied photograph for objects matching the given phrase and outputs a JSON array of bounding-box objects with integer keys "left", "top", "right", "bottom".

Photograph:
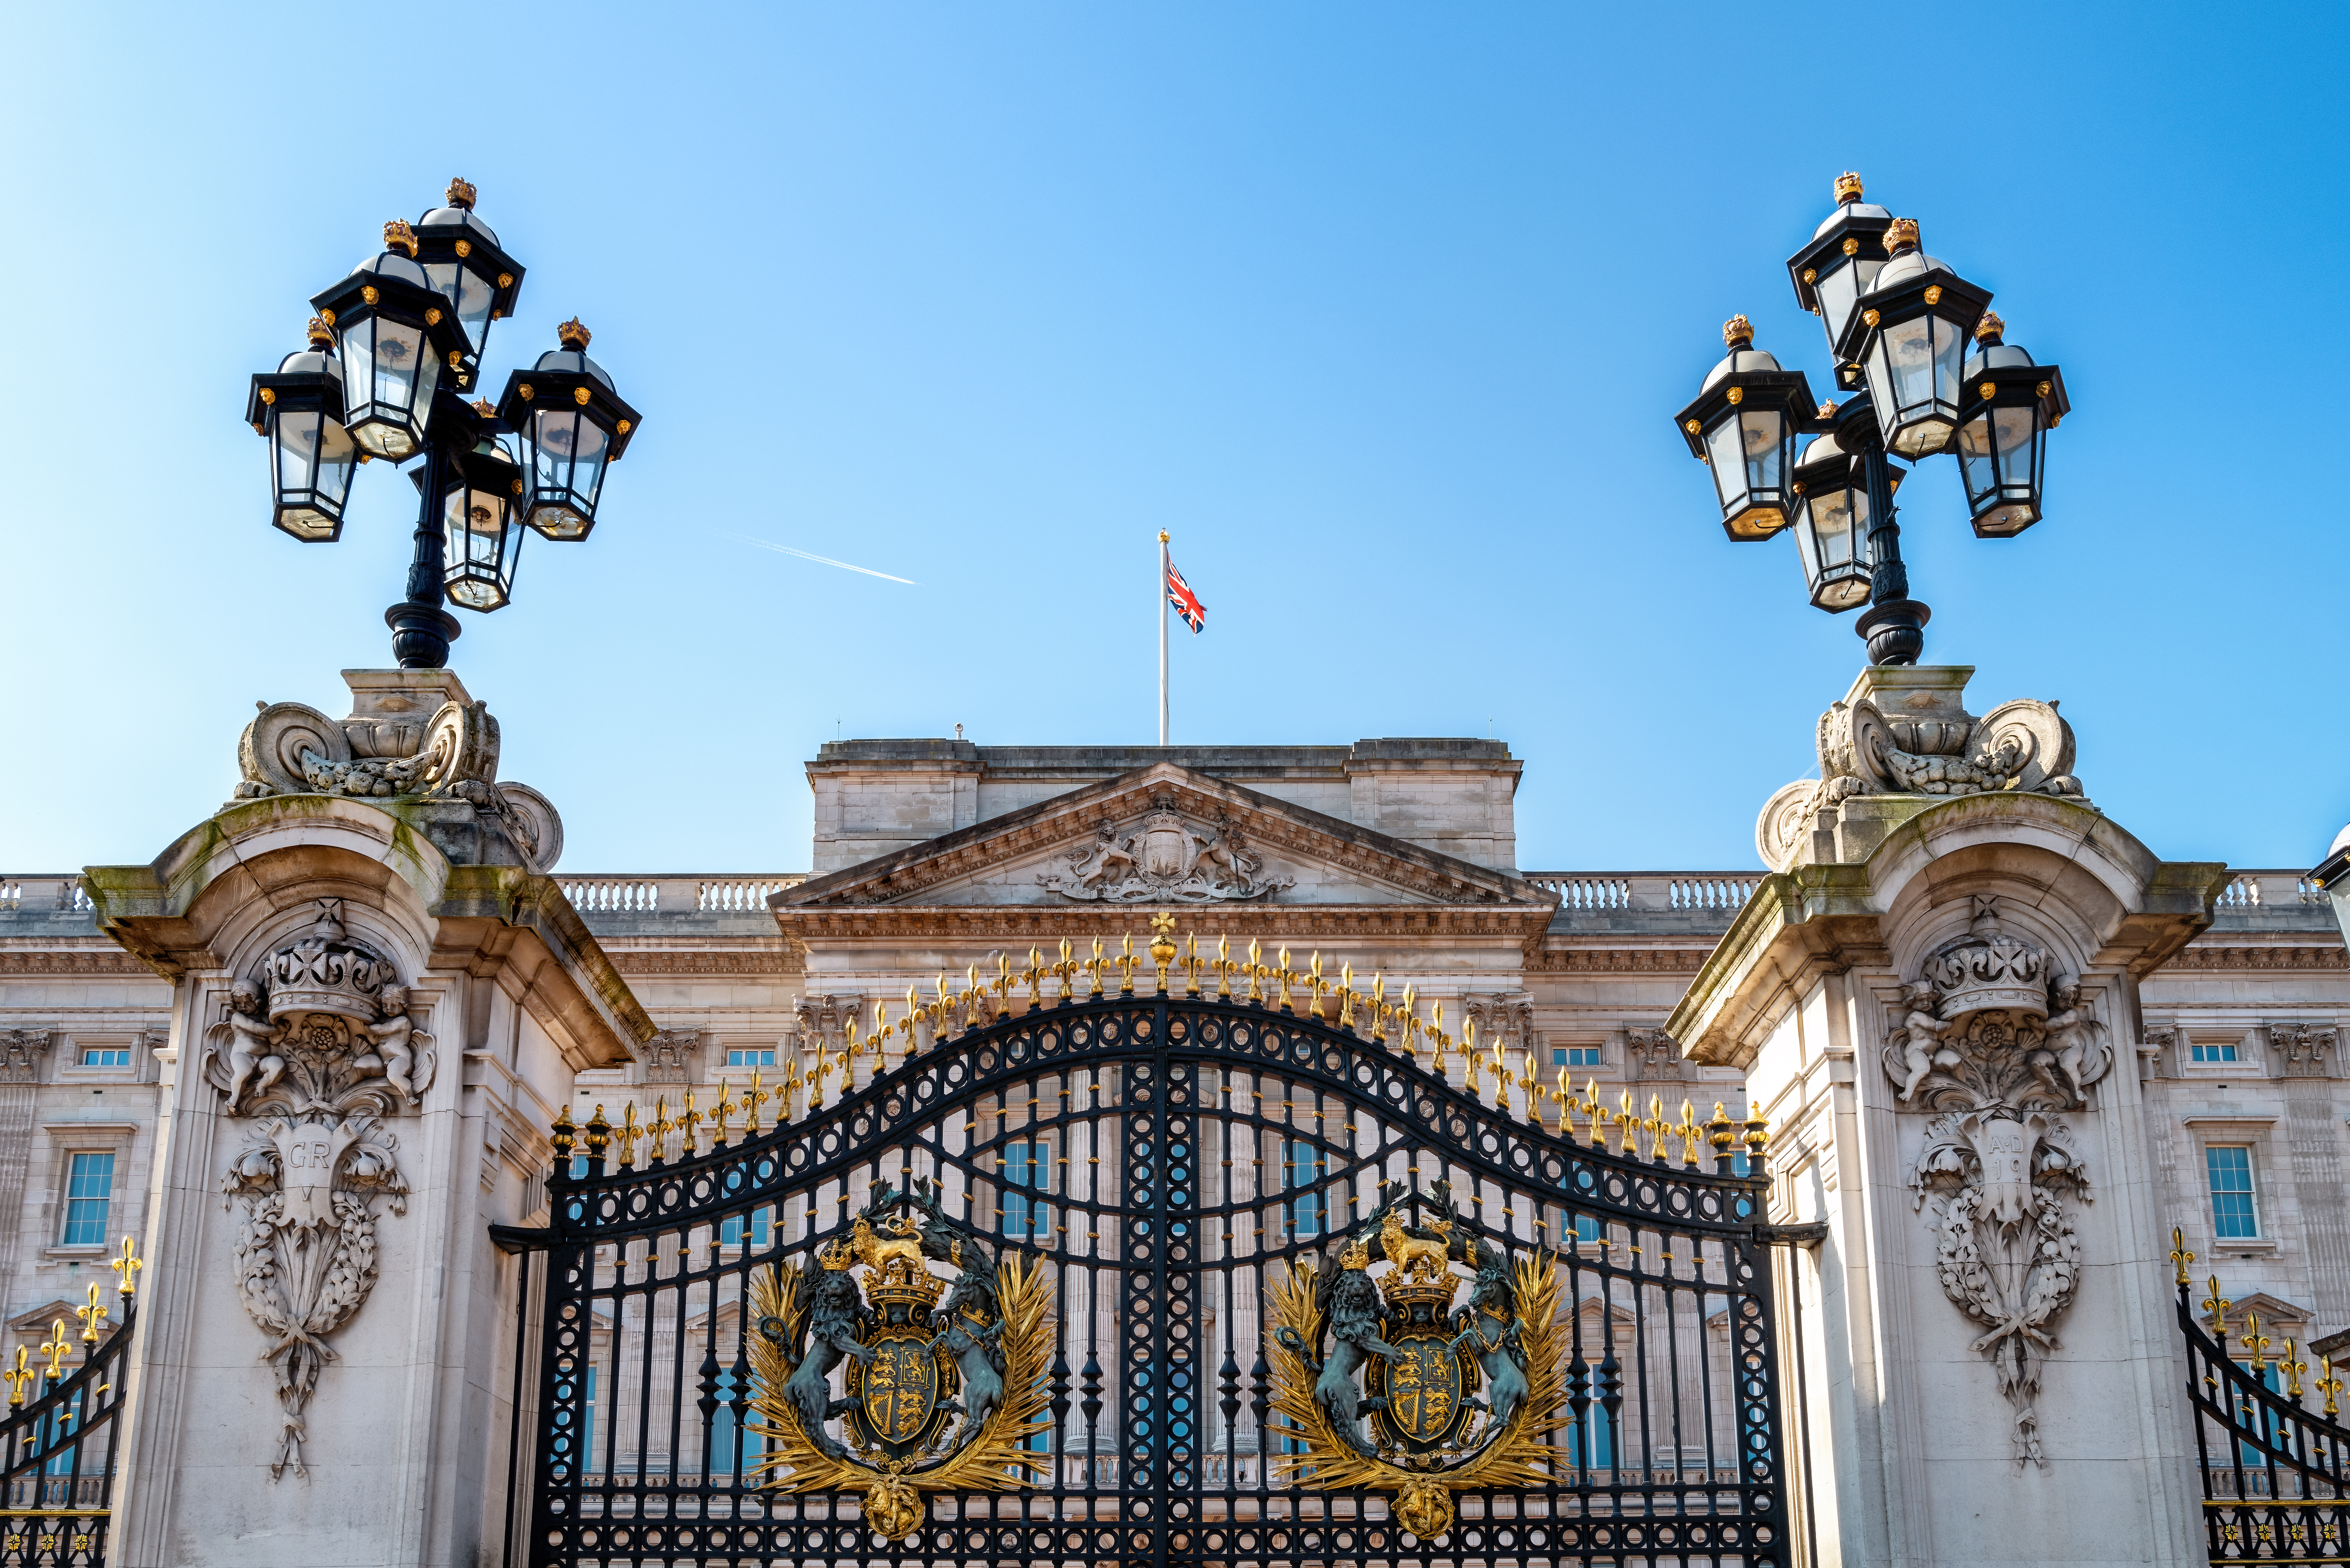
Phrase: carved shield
[
  {"left": 1367, "top": 1324, "right": 1475, "bottom": 1450},
  {"left": 1141, "top": 825, "right": 1190, "bottom": 880},
  {"left": 849, "top": 1324, "right": 945, "bottom": 1445},
  {"left": 273, "top": 1117, "right": 358, "bottom": 1231}
]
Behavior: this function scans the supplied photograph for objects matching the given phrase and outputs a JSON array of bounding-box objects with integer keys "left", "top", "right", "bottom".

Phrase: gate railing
[
  {"left": 498, "top": 951, "right": 1792, "bottom": 1567},
  {"left": 2175, "top": 1231, "right": 2350, "bottom": 1561},
  {"left": 0, "top": 1290, "right": 138, "bottom": 1568}
]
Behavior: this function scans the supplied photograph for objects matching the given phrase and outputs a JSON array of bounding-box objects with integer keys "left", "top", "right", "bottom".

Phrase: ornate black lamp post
[
  {"left": 1674, "top": 174, "right": 2068, "bottom": 665},
  {"left": 245, "top": 180, "right": 642, "bottom": 669}
]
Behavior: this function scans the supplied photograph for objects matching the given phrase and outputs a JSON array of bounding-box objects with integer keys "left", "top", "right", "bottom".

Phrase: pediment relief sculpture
[
  {"left": 1881, "top": 897, "right": 2109, "bottom": 1469},
  {"left": 1040, "top": 797, "right": 1293, "bottom": 904},
  {"left": 200, "top": 899, "right": 434, "bottom": 1480},
  {"left": 1757, "top": 688, "right": 2088, "bottom": 872}
]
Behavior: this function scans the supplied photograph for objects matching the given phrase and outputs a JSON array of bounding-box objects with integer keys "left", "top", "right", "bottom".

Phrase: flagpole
[{"left": 1157, "top": 529, "right": 1170, "bottom": 746}]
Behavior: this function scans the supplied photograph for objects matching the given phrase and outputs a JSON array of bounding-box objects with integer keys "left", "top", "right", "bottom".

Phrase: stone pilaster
[{"left": 0, "top": 1031, "right": 53, "bottom": 1317}]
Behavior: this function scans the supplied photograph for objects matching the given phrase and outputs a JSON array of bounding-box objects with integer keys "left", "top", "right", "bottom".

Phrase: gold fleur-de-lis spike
[
  {"left": 1116, "top": 933, "right": 1139, "bottom": 996},
  {"left": 1089, "top": 939, "right": 1107, "bottom": 998},
  {"left": 1246, "top": 938, "right": 1264, "bottom": 1004},
  {"left": 1275, "top": 945, "right": 1295, "bottom": 1012},
  {"left": 39, "top": 1322, "right": 69, "bottom": 1380},
  {"left": 1306, "top": 951, "right": 1325, "bottom": 1020},
  {"left": 1618, "top": 1090, "right": 1640, "bottom": 1157},
  {"left": 1369, "top": 973, "right": 1386, "bottom": 1042},
  {"left": 2, "top": 1347, "right": 31, "bottom": 1408},
  {"left": 1337, "top": 962, "right": 1355, "bottom": 1031},
  {"left": 743, "top": 1067, "right": 768, "bottom": 1134},
  {"left": 76, "top": 1284, "right": 107, "bottom": 1346},
  {"left": 2320, "top": 1356, "right": 2344, "bottom": 1417},
  {"left": 111, "top": 1236, "right": 142, "bottom": 1299},
  {"left": 2170, "top": 1226, "right": 2196, "bottom": 1286},
  {"left": 1214, "top": 934, "right": 1232, "bottom": 1000},
  {"left": 2205, "top": 1276, "right": 2233, "bottom": 1344},
  {"left": 711, "top": 1080, "right": 733, "bottom": 1144},
  {"left": 649, "top": 1097, "right": 674, "bottom": 1163},
  {"left": 616, "top": 1101, "right": 640, "bottom": 1168},
  {"left": 2246, "top": 1312, "right": 2272, "bottom": 1373},
  {"left": 2286, "top": 1340, "right": 2310, "bottom": 1400},
  {"left": 680, "top": 1087, "right": 702, "bottom": 1156},
  {"left": 873, "top": 998, "right": 890, "bottom": 1058},
  {"left": 1648, "top": 1094, "right": 1667, "bottom": 1160}
]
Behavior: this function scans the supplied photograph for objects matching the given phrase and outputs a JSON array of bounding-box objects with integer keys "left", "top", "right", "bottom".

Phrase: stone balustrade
[
  {"left": 1519, "top": 872, "right": 1762, "bottom": 912},
  {"left": 0, "top": 875, "right": 91, "bottom": 914},
  {"left": 553, "top": 874, "right": 807, "bottom": 915}
]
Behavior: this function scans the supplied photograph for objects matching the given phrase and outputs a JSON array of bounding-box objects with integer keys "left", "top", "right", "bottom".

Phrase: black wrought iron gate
[{"left": 499, "top": 964, "right": 1791, "bottom": 1567}]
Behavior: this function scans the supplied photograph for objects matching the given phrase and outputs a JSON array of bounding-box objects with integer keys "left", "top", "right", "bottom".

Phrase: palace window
[
  {"left": 79, "top": 1048, "right": 131, "bottom": 1068},
  {"left": 722, "top": 1207, "right": 773, "bottom": 1250},
  {"left": 1553, "top": 1045, "right": 1603, "bottom": 1069},
  {"left": 1004, "top": 1140, "right": 1052, "bottom": 1241},
  {"left": 1570, "top": 1213, "right": 1604, "bottom": 1247},
  {"left": 707, "top": 1369, "right": 761, "bottom": 1472},
  {"left": 1284, "top": 1140, "right": 1323, "bottom": 1238},
  {"left": 726, "top": 1047, "right": 778, "bottom": 1068},
  {"left": 2190, "top": 1039, "right": 2239, "bottom": 1064},
  {"left": 60, "top": 1153, "right": 113, "bottom": 1247},
  {"left": 581, "top": 1366, "right": 598, "bottom": 1470},
  {"left": 2207, "top": 1145, "right": 2260, "bottom": 1239}
]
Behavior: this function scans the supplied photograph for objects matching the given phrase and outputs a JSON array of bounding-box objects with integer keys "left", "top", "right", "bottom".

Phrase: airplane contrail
[{"left": 724, "top": 532, "right": 917, "bottom": 585}]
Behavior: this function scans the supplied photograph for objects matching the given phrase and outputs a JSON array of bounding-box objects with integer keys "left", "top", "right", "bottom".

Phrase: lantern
[
  {"left": 495, "top": 319, "right": 642, "bottom": 541},
  {"left": 1954, "top": 313, "right": 2069, "bottom": 538},
  {"left": 1788, "top": 410, "right": 1904, "bottom": 613},
  {"left": 246, "top": 318, "right": 358, "bottom": 542},
  {"left": 310, "top": 222, "right": 472, "bottom": 461},
  {"left": 1838, "top": 219, "right": 1992, "bottom": 459},
  {"left": 1673, "top": 317, "right": 1815, "bottom": 541},
  {"left": 413, "top": 419, "right": 526, "bottom": 611},
  {"left": 1785, "top": 171, "right": 1894, "bottom": 380},
  {"left": 412, "top": 177, "right": 525, "bottom": 389}
]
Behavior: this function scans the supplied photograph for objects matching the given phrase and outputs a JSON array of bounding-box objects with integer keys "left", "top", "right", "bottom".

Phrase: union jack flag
[{"left": 1165, "top": 558, "right": 1206, "bottom": 633}]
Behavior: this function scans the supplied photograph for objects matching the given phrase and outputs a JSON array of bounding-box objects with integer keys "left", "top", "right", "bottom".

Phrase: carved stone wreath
[
  {"left": 1883, "top": 898, "right": 2109, "bottom": 1468},
  {"left": 203, "top": 899, "right": 433, "bottom": 1479},
  {"left": 1038, "top": 797, "right": 1293, "bottom": 904}
]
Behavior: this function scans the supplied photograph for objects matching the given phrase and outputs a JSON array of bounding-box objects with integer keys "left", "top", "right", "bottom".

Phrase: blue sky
[{"left": 4, "top": 5, "right": 2344, "bottom": 875}]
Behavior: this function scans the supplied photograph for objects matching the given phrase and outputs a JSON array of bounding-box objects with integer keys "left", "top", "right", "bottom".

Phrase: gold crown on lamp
[
  {"left": 557, "top": 317, "right": 593, "bottom": 351},
  {"left": 862, "top": 1257, "right": 947, "bottom": 1311},
  {"left": 306, "top": 316, "right": 334, "bottom": 348},
  {"left": 383, "top": 219, "right": 419, "bottom": 258},
  {"left": 1833, "top": 171, "right": 1865, "bottom": 203},
  {"left": 1378, "top": 1257, "right": 1463, "bottom": 1314},
  {"left": 1882, "top": 217, "right": 1920, "bottom": 253},
  {"left": 1974, "top": 311, "right": 2006, "bottom": 343},
  {"left": 1722, "top": 314, "right": 1754, "bottom": 350},
  {"left": 446, "top": 176, "right": 477, "bottom": 211}
]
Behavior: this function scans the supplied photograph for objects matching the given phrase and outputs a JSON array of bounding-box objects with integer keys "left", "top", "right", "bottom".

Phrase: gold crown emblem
[
  {"left": 306, "top": 316, "right": 334, "bottom": 348},
  {"left": 819, "top": 1238, "right": 856, "bottom": 1271},
  {"left": 1833, "top": 171, "right": 1864, "bottom": 204},
  {"left": 1974, "top": 311, "right": 2005, "bottom": 343},
  {"left": 383, "top": 219, "right": 419, "bottom": 258},
  {"left": 1883, "top": 217, "right": 1920, "bottom": 254},
  {"left": 1340, "top": 1236, "right": 1371, "bottom": 1271},
  {"left": 1377, "top": 1258, "right": 1464, "bottom": 1314},
  {"left": 1722, "top": 314, "right": 1754, "bottom": 350},
  {"left": 863, "top": 1256, "right": 948, "bottom": 1311},
  {"left": 556, "top": 317, "right": 592, "bottom": 351},
  {"left": 446, "top": 176, "right": 477, "bottom": 211}
]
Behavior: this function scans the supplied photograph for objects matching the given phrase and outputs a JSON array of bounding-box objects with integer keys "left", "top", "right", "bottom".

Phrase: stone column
[
  {"left": 82, "top": 671, "right": 650, "bottom": 1568},
  {"left": 1671, "top": 666, "right": 2227, "bottom": 1568}
]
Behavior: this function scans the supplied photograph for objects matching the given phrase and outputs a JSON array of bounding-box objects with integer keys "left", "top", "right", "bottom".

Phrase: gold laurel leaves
[
  {"left": 1266, "top": 1249, "right": 1569, "bottom": 1540},
  {"left": 744, "top": 1250, "right": 1057, "bottom": 1539}
]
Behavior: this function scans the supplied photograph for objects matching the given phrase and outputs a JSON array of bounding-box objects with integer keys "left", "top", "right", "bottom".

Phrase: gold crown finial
[
  {"left": 383, "top": 219, "right": 419, "bottom": 258},
  {"left": 1158, "top": 529, "right": 1169, "bottom": 542},
  {"left": 820, "top": 1237, "right": 856, "bottom": 1271},
  {"left": 306, "top": 316, "right": 334, "bottom": 348},
  {"left": 1833, "top": 171, "right": 1864, "bottom": 204},
  {"left": 446, "top": 176, "right": 477, "bottom": 210},
  {"left": 1883, "top": 217, "right": 1920, "bottom": 254},
  {"left": 1974, "top": 310, "right": 2006, "bottom": 344},
  {"left": 1722, "top": 314, "right": 1754, "bottom": 350},
  {"left": 556, "top": 317, "right": 592, "bottom": 351},
  {"left": 1340, "top": 1235, "right": 1371, "bottom": 1271}
]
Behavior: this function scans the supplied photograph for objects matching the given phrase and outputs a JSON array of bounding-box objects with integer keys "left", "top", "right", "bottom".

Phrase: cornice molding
[
  {"left": 607, "top": 950, "right": 802, "bottom": 976},
  {"left": 2164, "top": 945, "right": 2349, "bottom": 973},
  {"left": 770, "top": 903, "right": 1555, "bottom": 944},
  {"left": 0, "top": 950, "right": 155, "bottom": 977},
  {"left": 1528, "top": 946, "right": 1711, "bottom": 975}
]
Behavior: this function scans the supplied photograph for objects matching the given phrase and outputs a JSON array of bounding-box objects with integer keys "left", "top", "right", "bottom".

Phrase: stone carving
[
  {"left": 1882, "top": 898, "right": 2108, "bottom": 1467},
  {"left": 1624, "top": 1027, "right": 1682, "bottom": 1080},
  {"left": 1465, "top": 996, "right": 1536, "bottom": 1056},
  {"left": 641, "top": 1028, "right": 703, "bottom": 1085},
  {"left": 793, "top": 995, "right": 863, "bottom": 1059},
  {"left": 230, "top": 693, "right": 562, "bottom": 871},
  {"left": 1039, "top": 798, "right": 1292, "bottom": 904},
  {"left": 1757, "top": 690, "right": 2088, "bottom": 873},
  {"left": 0, "top": 1031, "right": 52, "bottom": 1086},
  {"left": 2270, "top": 1023, "right": 2339, "bottom": 1068},
  {"left": 201, "top": 899, "right": 433, "bottom": 1480}
]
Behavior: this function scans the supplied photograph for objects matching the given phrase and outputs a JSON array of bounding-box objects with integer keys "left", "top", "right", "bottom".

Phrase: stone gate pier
[
  {"left": 81, "top": 668, "right": 647, "bottom": 1568},
  {"left": 1670, "top": 665, "right": 2226, "bottom": 1568}
]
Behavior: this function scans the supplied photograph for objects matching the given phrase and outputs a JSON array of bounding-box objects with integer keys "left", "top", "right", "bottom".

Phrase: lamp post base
[
  {"left": 1856, "top": 598, "right": 1930, "bottom": 667},
  {"left": 384, "top": 602, "right": 463, "bottom": 670}
]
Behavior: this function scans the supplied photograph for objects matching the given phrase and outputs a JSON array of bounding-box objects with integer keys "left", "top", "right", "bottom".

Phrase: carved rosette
[
  {"left": 1882, "top": 897, "right": 2110, "bottom": 1467},
  {"left": 1039, "top": 797, "right": 1294, "bottom": 904},
  {"left": 204, "top": 899, "right": 433, "bottom": 1479}
]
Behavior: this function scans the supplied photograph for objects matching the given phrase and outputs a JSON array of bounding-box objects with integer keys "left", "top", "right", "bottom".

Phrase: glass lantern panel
[
  {"left": 371, "top": 321, "right": 424, "bottom": 414},
  {"left": 1740, "top": 410, "right": 1784, "bottom": 497},
  {"left": 1880, "top": 319, "right": 1935, "bottom": 417},
  {"left": 1931, "top": 315, "right": 1968, "bottom": 414},
  {"left": 572, "top": 414, "right": 610, "bottom": 507},
  {"left": 425, "top": 261, "right": 498, "bottom": 357},
  {"left": 1704, "top": 416, "right": 1750, "bottom": 514},
  {"left": 1815, "top": 262, "right": 1860, "bottom": 350},
  {"left": 1812, "top": 487, "right": 1860, "bottom": 570},
  {"left": 1955, "top": 411, "right": 1996, "bottom": 504},
  {"left": 1993, "top": 405, "right": 2036, "bottom": 493},
  {"left": 412, "top": 342, "right": 442, "bottom": 426}
]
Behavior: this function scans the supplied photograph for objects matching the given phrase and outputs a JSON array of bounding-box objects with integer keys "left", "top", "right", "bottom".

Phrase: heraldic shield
[
  {"left": 1269, "top": 1180, "right": 1568, "bottom": 1542},
  {"left": 746, "top": 1184, "right": 1056, "bottom": 1542}
]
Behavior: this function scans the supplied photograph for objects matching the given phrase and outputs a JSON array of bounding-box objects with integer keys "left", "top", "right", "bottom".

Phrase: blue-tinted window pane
[
  {"left": 1004, "top": 1141, "right": 1051, "bottom": 1240},
  {"left": 80, "top": 1049, "right": 130, "bottom": 1068},
  {"left": 61, "top": 1153, "right": 112, "bottom": 1246},
  {"left": 583, "top": 1366, "right": 597, "bottom": 1472},
  {"left": 722, "top": 1208, "right": 773, "bottom": 1249},
  {"left": 2191, "top": 1042, "right": 2239, "bottom": 1063},
  {"left": 2208, "top": 1146, "right": 2258, "bottom": 1239},
  {"left": 708, "top": 1370, "right": 761, "bottom": 1472},
  {"left": 1284, "top": 1140, "right": 1322, "bottom": 1237},
  {"left": 1553, "top": 1046, "right": 1603, "bottom": 1068},
  {"left": 1571, "top": 1213, "right": 1603, "bottom": 1246},
  {"left": 726, "top": 1048, "right": 777, "bottom": 1068}
]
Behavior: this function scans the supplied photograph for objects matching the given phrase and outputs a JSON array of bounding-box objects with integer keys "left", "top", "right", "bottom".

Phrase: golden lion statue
[
  {"left": 851, "top": 1213, "right": 926, "bottom": 1273},
  {"left": 1380, "top": 1208, "right": 1452, "bottom": 1277}
]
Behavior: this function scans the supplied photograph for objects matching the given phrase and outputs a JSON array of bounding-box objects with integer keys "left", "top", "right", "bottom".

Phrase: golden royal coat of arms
[
  {"left": 1268, "top": 1183, "right": 1567, "bottom": 1540},
  {"left": 746, "top": 1185, "right": 1055, "bottom": 1541}
]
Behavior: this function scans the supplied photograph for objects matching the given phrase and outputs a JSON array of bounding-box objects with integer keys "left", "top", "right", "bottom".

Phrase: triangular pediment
[{"left": 776, "top": 763, "right": 1552, "bottom": 917}]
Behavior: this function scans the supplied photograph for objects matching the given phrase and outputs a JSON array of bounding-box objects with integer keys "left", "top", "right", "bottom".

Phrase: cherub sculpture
[
  {"left": 366, "top": 985, "right": 422, "bottom": 1106},
  {"left": 220, "top": 980, "right": 286, "bottom": 1112},
  {"left": 1892, "top": 981, "right": 1951, "bottom": 1102},
  {"left": 2038, "top": 975, "right": 2110, "bottom": 1107}
]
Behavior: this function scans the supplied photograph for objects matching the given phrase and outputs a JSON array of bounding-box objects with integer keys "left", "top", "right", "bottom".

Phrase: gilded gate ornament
[
  {"left": 746, "top": 1185, "right": 1055, "bottom": 1541},
  {"left": 1267, "top": 1184, "right": 1567, "bottom": 1541}
]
